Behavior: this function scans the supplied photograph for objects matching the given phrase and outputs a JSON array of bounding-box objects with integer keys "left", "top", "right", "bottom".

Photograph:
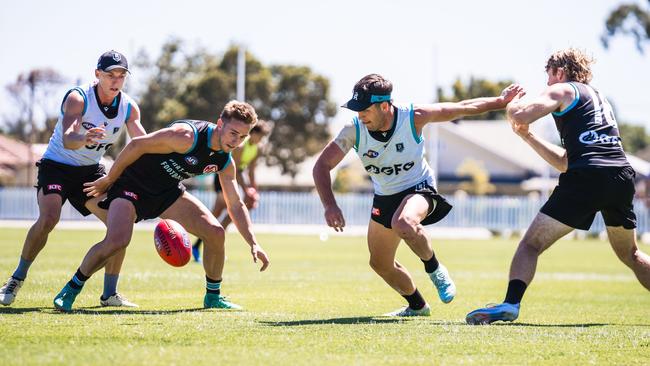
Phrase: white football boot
[
  {"left": 0, "top": 277, "right": 23, "bottom": 306},
  {"left": 100, "top": 293, "right": 139, "bottom": 307}
]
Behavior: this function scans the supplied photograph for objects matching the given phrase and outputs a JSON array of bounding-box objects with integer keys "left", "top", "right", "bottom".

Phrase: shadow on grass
[
  {"left": 260, "top": 316, "right": 414, "bottom": 326},
  {"left": 54, "top": 307, "right": 214, "bottom": 315},
  {"left": 0, "top": 307, "right": 49, "bottom": 314},
  {"left": 499, "top": 322, "right": 613, "bottom": 328}
]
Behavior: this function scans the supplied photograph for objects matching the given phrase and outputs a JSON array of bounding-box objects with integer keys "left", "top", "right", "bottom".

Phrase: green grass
[{"left": 0, "top": 227, "right": 648, "bottom": 365}]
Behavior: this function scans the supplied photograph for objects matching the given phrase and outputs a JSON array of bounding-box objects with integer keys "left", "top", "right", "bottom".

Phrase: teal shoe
[
  {"left": 466, "top": 302, "right": 520, "bottom": 325},
  {"left": 428, "top": 264, "right": 456, "bottom": 303},
  {"left": 53, "top": 284, "right": 81, "bottom": 312},
  {"left": 204, "top": 293, "right": 243, "bottom": 310}
]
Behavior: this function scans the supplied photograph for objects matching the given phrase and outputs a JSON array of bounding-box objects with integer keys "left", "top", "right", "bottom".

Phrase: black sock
[
  {"left": 206, "top": 276, "right": 221, "bottom": 295},
  {"left": 504, "top": 279, "right": 527, "bottom": 304},
  {"left": 68, "top": 268, "right": 90, "bottom": 290},
  {"left": 193, "top": 238, "right": 202, "bottom": 248},
  {"left": 402, "top": 288, "right": 426, "bottom": 310},
  {"left": 421, "top": 253, "right": 439, "bottom": 273}
]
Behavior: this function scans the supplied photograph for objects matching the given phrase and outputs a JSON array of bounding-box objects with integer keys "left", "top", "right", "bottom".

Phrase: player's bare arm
[
  {"left": 507, "top": 84, "right": 574, "bottom": 172},
  {"left": 83, "top": 124, "right": 195, "bottom": 196},
  {"left": 412, "top": 84, "right": 524, "bottom": 129},
  {"left": 219, "top": 163, "right": 270, "bottom": 271},
  {"left": 313, "top": 141, "right": 347, "bottom": 232},
  {"left": 507, "top": 83, "right": 574, "bottom": 125},
  {"left": 124, "top": 103, "right": 146, "bottom": 138},
  {"left": 61, "top": 91, "right": 105, "bottom": 150}
]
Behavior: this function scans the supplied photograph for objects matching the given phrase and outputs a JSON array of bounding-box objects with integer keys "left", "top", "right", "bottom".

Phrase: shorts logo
[
  {"left": 396, "top": 143, "right": 404, "bottom": 152},
  {"left": 47, "top": 184, "right": 62, "bottom": 191},
  {"left": 82, "top": 122, "right": 96, "bottom": 130},
  {"left": 185, "top": 156, "right": 199, "bottom": 166},
  {"left": 363, "top": 150, "right": 379, "bottom": 158},
  {"left": 371, "top": 207, "right": 381, "bottom": 216},
  {"left": 203, "top": 165, "right": 219, "bottom": 174},
  {"left": 123, "top": 191, "right": 138, "bottom": 200}
]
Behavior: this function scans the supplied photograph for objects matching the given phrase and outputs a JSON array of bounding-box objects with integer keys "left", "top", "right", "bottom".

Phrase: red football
[{"left": 154, "top": 219, "right": 191, "bottom": 267}]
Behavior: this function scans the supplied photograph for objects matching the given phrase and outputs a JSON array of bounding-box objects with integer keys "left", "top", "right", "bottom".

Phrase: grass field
[{"left": 0, "top": 227, "right": 648, "bottom": 365}]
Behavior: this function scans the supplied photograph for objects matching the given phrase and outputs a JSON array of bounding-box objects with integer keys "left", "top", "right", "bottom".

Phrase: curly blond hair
[{"left": 545, "top": 48, "right": 595, "bottom": 84}]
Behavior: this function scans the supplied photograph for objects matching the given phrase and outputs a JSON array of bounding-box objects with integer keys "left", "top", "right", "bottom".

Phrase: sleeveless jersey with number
[
  {"left": 354, "top": 104, "right": 434, "bottom": 195},
  {"left": 42, "top": 83, "right": 135, "bottom": 166},
  {"left": 552, "top": 82, "right": 629, "bottom": 170},
  {"left": 123, "top": 120, "right": 231, "bottom": 194}
]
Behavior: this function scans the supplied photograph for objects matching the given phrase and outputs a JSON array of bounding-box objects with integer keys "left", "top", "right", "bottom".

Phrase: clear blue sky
[{"left": 1, "top": 0, "right": 648, "bottom": 129}]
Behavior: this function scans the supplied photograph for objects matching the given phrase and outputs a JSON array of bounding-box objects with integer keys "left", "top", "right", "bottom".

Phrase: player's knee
[
  {"left": 36, "top": 212, "right": 60, "bottom": 233},
  {"left": 391, "top": 216, "right": 418, "bottom": 240},
  {"left": 204, "top": 224, "right": 226, "bottom": 244},
  {"left": 518, "top": 239, "right": 543, "bottom": 255},
  {"left": 369, "top": 257, "right": 392, "bottom": 275},
  {"left": 105, "top": 232, "right": 132, "bottom": 252}
]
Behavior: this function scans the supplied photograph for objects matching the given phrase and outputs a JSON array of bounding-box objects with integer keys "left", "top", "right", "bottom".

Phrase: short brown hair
[
  {"left": 251, "top": 119, "right": 271, "bottom": 135},
  {"left": 354, "top": 73, "right": 393, "bottom": 96},
  {"left": 545, "top": 48, "right": 594, "bottom": 84},
  {"left": 220, "top": 100, "right": 258, "bottom": 125}
]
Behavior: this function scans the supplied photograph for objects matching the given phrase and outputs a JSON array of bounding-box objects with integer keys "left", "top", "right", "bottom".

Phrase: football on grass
[{"left": 154, "top": 219, "right": 191, "bottom": 267}]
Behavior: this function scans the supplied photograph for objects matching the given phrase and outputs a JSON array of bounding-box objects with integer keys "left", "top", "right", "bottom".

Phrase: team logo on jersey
[
  {"left": 363, "top": 149, "right": 379, "bottom": 158},
  {"left": 122, "top": 190, "right": 138, "bottom": 200},
  {"left": 82, "top": 122, "right": 96, "bottom": 130},
  {"left": 203, "top": 165, "right": 219, "bottom": 174},
  {"left": 371, "top": 207, "right": 380, "bottom": 216},
  {"left": 185, "top": 156, "right": 198, "bottom": 166},
  {"left": 47, "top": 184, "right": 62, "bottom": 191},
  {"left": 113, "top": 127, "right": 120, "bottom": 134},
  {"left": 365, "top": 161, "right": 415, "bottom": 175},
  {"left": 578, "top": 130, "right": 621, "bottom": 145},
  {"left": 396, "top": 143, "right": 404, "bottom": 152}
]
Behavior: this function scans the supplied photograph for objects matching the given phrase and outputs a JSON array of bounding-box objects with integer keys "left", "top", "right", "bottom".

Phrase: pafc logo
[
  {"left": 352, "top": 92, "right": 359, "bottom": 101},
  {"left": 396, "top": 143, "right": 404, "bottom": 152},
  {"left": 363, "top": 149, "right": 379, "bottom": 158}
]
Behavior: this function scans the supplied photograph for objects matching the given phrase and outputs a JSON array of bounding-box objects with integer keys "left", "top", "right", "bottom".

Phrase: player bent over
[
  {"left": 52, "top": 101, "right": 270, "bottom": 312},
  {"left": 313, "top": 73, "right": 523, "bottom": 316},
  {"left": 0, "top": 50, "right": 145, "bottom": 308}
]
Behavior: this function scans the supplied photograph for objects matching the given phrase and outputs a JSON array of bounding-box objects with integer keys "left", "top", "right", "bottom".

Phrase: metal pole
[{"left": 236, "top": 45, "right": 246, "bottom": 101}]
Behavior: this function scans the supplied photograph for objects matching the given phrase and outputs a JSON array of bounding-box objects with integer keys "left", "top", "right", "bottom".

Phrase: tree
[
  {"left": 436, "top": 77, "right": 515, "bottom": 120},
  {"left": 136, "top": 40, "right": 337, "bottom": 178},
  {"left": 619, "top": 123, "right": 650, "bottom": 153},
  {"left": 602, "top": 0, "right": 650, "bottom": 53},
  {"left": 3, "top": 68, "right": 66, "bottom": 142}
]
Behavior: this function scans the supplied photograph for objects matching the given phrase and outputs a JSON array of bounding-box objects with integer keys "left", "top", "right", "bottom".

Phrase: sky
[{"left": 1, "top": 0, "right": 648, "bottom": 130}]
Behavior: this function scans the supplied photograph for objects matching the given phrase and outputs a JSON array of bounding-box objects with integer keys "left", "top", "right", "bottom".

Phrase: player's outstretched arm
[
  {"left": 220, "top": 163, "right": 269, "bottom": 271},
  {"left": 313, "top": 141, "right": 347, "bottom": 232},
  {"left": 83, "top": 123, "right": 195, "bottom": 197},
  {"left": 414, "top": 84, "right": 524, "bottom": 125}
]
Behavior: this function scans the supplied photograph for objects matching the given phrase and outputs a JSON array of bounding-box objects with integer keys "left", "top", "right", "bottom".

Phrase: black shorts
[
  {"left": 35, "top": 159, "right": 106, "bottom": 216},
  {"left": 541, "top": 166, "right": 637, "bottom": 230},
  {"left": 98, "top": 176, "right": 185, "bottom": 222},
  {"left": 213, "top": 174, "right": 223, "bottom": 192},
  {"left": 371, "top": 181, "right": 453, "bottom": 229}
]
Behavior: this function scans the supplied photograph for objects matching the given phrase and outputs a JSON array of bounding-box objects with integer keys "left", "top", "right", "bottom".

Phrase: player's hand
[
  {"left": 324, "top": 204, "right": 345, "bottom": 232},
  {"left": 83, "top": 175, "right": 113, "bottom": 197},
  {"left": 510, "top": 121, "right": 530, "bottom": 138},
  {"left": 243, "top": 187, "right": 260, "bottom": 209},
  {"left": 250, "top": 243, "right": 270, "bottom": 271},
  {"left": 84, "top": 126, "right": 106, "bottom": 145},
  {"left": 499, "top": 84, "right": 525, "bottom": 105}
]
